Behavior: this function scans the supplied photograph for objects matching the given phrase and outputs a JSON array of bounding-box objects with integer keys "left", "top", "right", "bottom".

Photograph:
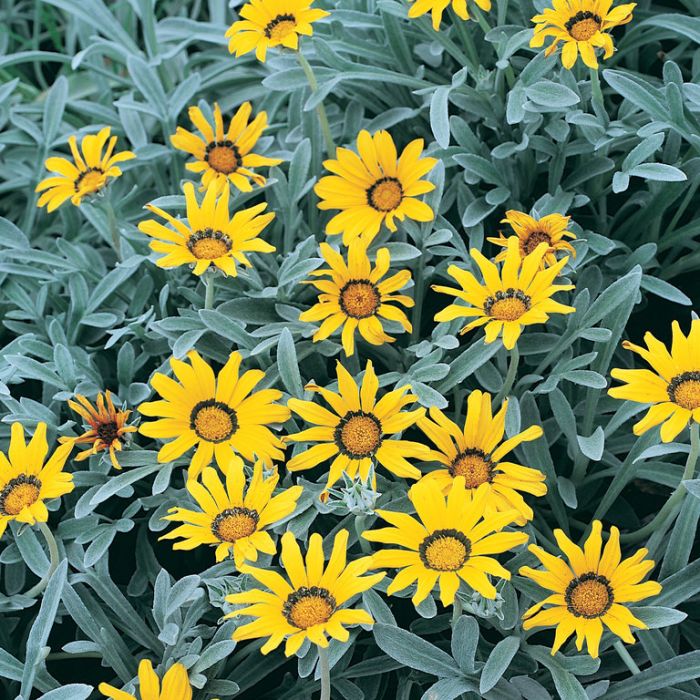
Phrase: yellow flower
[
  {"left": 433, "top": 237, "right": 575, "bottom": 350},
  {"left": 0, "top": 422, "right": 73, "bottom": 539},
  {"left": 314, "top": 130, "right": 437, "bottom": 246},
  {"left": 99, "top": 659, "right": 193, "bottom": 700},
  {"left": 409, "top": 0, "right": 491, "bottom": 31},
  {"left": 363, "top": 477, "right": 528, "bottom": 606},
  {"left": 418, "top": 390, "right": 546, "bottom": 524},
  {"left": 61, "top": 391, "right": 136, "bottom": 470},
  {"left": 285, "top": 360, "right": 427, "bottom": 489},
  {"left": 487, "top": 210, "right": 576, "bottom": 268},
  {"left": 609, "top": 319, "right": 700, "bottom": 442},
  {"left": 530, "top": 0, "right": 636, "bottom": 69},
  {"left": 226, "top": 529, "right": 384, "bottom": 655},
  {"left": 170, "top": 102, "right": 282, "bottom": 194},
  {"left": 138, "top": 182, "right": 275, "bottom": 277},
  {"left": 161, "top": 457, "right": 302, "bottom": 566},
  {"left": 138, "top": 351, "right": 290, "bottom": 477},
  {"left": 520, "top": 521, "right": 661, "bottom": 658},
  {"left": 36, "top": 127, "right": 135, "bottom": 211},
  {"left": 299, "top": 239, "right": 414, "bottom": 356},
  {"left": 225, "top": 0, "right": 330, "bottom": 62}
]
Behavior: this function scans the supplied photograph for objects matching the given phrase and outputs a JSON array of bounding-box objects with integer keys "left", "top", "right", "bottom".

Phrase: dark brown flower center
[
  {"left": 339, "top": 279, "right": 381, "bottom": 319},
  {"left": 449, "top": 448, "right": 494, "bottom": 487},
  {"left": 667, "top": 371, "right": 700, "bottom": 410},
  {"left": 283, "top": 586, "right": 336, "bottom": 629},
  {"left": 334, "top": 411, "right": 382, "bottom": 458},
  {"left": 96, "top": 420, "right": 120, "bottom": 444},
  {"left": 187, "top": 228, "right": 233, "bottom": 260},
  {"left": 565, "top": 11, "right": 602, "bottom": 41},
  {"left": 0, "top": 475, "right": 42, "bottom": 516},
  {"left": 211, "top": 507, "right": 259, "bottom": 542},
  {"left": 484, "top": 288, "right": 531, "bottom": 321},
  {"left": 264, "top": 14, "right": 297, "bottom": 41},
  {"left": 419, "top": 529, "right": 471, "bottom": 571},
  {"left": 565, "top": 573, "right": 613, "bottom": 618},
  {"left": 522, "top": 231, "right": 551, "bottom": 255},
  {"left": 366, "top": 177, "right": 403, "bottom": 212},
  {"left": 190, "top": 399, "right": 238, "bottom": 442},
  {"left": 205, "top": 141, "right": 241, "bottom": 174}
]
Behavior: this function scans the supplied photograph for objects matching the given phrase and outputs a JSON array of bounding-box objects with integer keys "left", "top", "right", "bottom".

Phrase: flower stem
[
  {"left": 613, "top": 639, "right": 641, "bottom": 675},
  {"left": 622, "top": 422, "right": 700, "bottom": 544},
  {"left": 318, "top": 645, "right": 331, "bottom": 700},
  {"left": 471, "top": 5, "right": 492, "bottom": 35},
  {"left": 451, "top": 596, "right": 462, "bottom": 627},
  {"left": 297, "top": 50, "right": 335, "bottom": 156},
  {"left": 494, "top": 344, "right": 519, "bottom": 406},
  {"left": 204, "top": 273, "right": 216, "bottom": 310},
  {"left": 25, "top": 521, "right": 59, "bottom": 599}
]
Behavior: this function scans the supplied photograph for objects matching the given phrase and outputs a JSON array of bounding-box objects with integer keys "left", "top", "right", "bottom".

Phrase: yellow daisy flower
[
  {"left": 609, "top": 319, "right": 700, "bottom": 443},
  {"left": 61, "top": 391, "right": 136, "bottom": 470},
  {"left": 409, "top": 0, "right": 491, "bottom": 31},
  {"left": 314, "top": 130, "right": 437, "bottom": 246},
  {"left": 487, "top": 210, "right": 576, "bottom": 268},
  {"left": 0, "top": 422, "right": 73, "bottom": 539},
  {"left": 138, "top": 182, "right": 275, "bottom": 277},
  {"left": 520, "top": 520, "right": 661, "bottom": 658},
  {"left": 138, "top": 351, "right": 290, "bottom": 477},
  {"left": 225, "top": 0, "right": 330, "bottom": 63},
  {"left": 433, "top": 237, "right": 575, "bottom": 350},
  {"left": 299, "top": 239, "right": 414, "bottom": 356},
  {"left": 363, "top": 477, "right": 528, "bottom": 606},
  {"left": 161, "top": 457, "right": 302, "bottom": 566},
  {"left": 530, "top": 0, "right": 636, "bottom": 70},
  {"left": 226, "top": 529, "right": 384, "bottom": 656},
  {"left": 170, "top": 102, "right": 282, "bottom": 194},
  {"left": 417, "top": 390, "right": 546, "bottom": 524},
  {"left": 99, "top": 659, "right": 193, "bottom": 700},
  {"left": 36, "top": 127, "right": 135, "bottom": 212},
  {"left": 285, "top": 360, "right": 427, "bottom": 489}
]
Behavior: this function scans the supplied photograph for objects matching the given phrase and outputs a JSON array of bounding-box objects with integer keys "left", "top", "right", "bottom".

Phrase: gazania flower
[
  {"left": 61, "top": 391, "right": 135, "bottom": 470},
  {"left": 170, "top": 102, "right": 281, "bottom": 194},
  {"left": 530, "top": 0, "right": 636, "bottom": 70},
  {"left": 433, "top": 237, "right": 575, "bottom": 350},
  {"left": 36, "top": 127, "right": 135, "bottom": 212},
  {"left": 520, "top": 521, "right": 661, "bottom": 658},
  {"left": 314, "top": 130, "right": 437, "bottom": 246},
  {"left": 139, "top": 351, "right": 290, "bottom": 477},
  {"left": 299, "top": 239, "right": 414, "bottom": 356},
  {"left": 99, "top": 659, "right": 193, "bottom": 700},
  {"left": 285, "top": 360, "right": 427, "bottom": 489},
  {"left": 0, "top": 422, "right": 73, "bottom": 539},
  {"left": 417, "top": 390, "right": 546, "bottom": 524},
  {"left": 487, "top": 210, "right": 576, "bottom": 268},
  {"left": 363, "top": 478, "right": 528, "bottom": 606},
  {"left": 609, "top": 319, "right": 700, "bottom": 442},
  {"left": 138, "top": 182, "right": 275, "bottom": 277},
  {"left": 161, "top": 458, "right": 302, "bottom": 566},
  {"left": 226, "top": 529, "right": 384, "bottom": 655},
  {"left": 409, "top": 0, "right": 491, "bottom": 31},
  {"left": 226, "top": 0, "right": 330, "bottom": 62}
]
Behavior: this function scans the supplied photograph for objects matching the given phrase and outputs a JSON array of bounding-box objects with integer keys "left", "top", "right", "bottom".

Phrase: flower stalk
[
  {"left": 25, "top": 521, "right": 59, "bottom": 599},
  {"left": 494, "top": 344, "right": 520, "bottom": 405},
  {"left": 297, "top": 50, "right": 335, "bottom": 156},
  {"left": 318, "top": 645, "right": 331, "bottom": 700}
]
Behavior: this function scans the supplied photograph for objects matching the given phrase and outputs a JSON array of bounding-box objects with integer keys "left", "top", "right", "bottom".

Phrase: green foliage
[{"left": 1, "top": 0, "right": 699, "bottom": 699}]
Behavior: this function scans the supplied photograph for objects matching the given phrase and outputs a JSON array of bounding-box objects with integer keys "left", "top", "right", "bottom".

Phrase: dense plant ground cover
[{"left": 1, "top": 0, "right": 700, "bottom": 698}]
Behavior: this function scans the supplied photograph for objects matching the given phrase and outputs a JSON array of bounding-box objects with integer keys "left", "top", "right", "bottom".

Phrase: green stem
[
  {"left": 622, "top": 422, "right": 700, "bottom": 544},
  {"left": 471, "top": 5, "right": 492, "bottom": 35},
  {"left": 297, "top": 51, "right": 335, "bottom": 156},
  {"left": 613, "top": 639, "right": 641, "bottom": 675},
  {"left": 318, "top": 645, "right": 331, "bottom": 700},
  {"left": 449, "top": 10, "right": 480, "bottom": 74},
  {"left": 410, "top": 258, "right": 425, "bottom": 343},
  {"left": 204, "top": 274, "right": 216, "bottom": 310},
  {"left": 104, "top": 199, "right": 122, "bottom": 261},
  {"left": 494, "top": 344, "right": 519, "bottom": 406},
  {"left": 25, "top": 522, "right": 59, "bottom": 599},
  {"left": 589, "top": 67, "right": 608, "bottom": 125},
  {"left": 355, "top": 514, "right": 371, "bottom": 553}
]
